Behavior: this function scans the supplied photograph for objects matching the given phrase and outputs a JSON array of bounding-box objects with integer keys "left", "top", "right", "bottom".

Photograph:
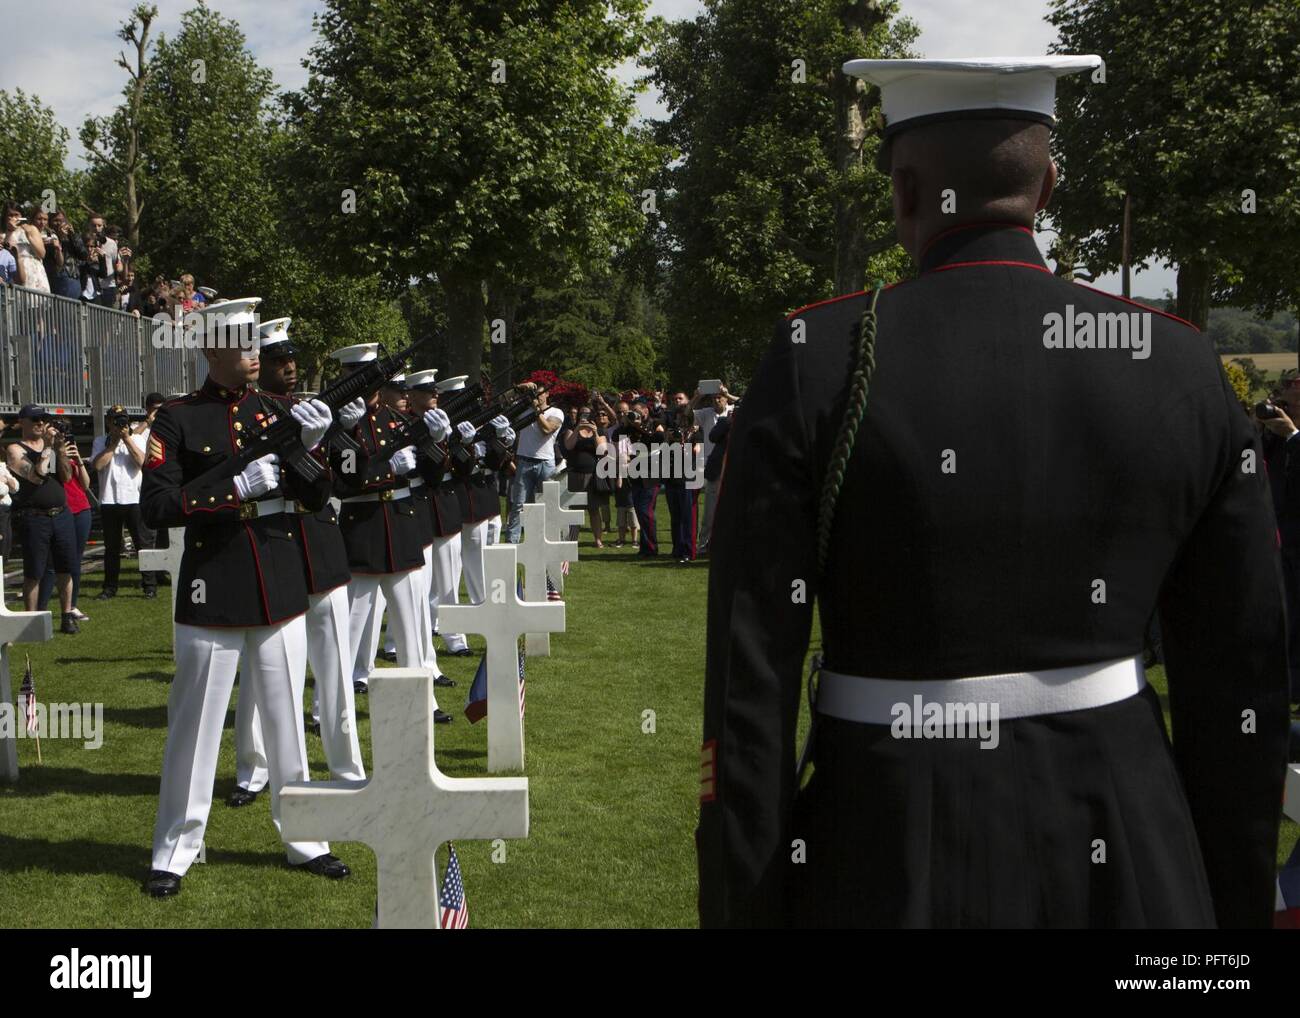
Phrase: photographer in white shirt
[{"left": 90, "top": 405, "right": 158, "bottom": 599}]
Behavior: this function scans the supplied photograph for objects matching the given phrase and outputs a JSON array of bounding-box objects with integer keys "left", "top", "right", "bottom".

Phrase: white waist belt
[
  {"left": 240, "top": 496, "right": 289, "bottom": 519},
  {"left": 408, "top": 476, "right": 426, "bottom": 489},
  {"left": 815, "top": 655, "right": 1146, "bottom": 723},
  {"left": 340, "top": 486, "right": 412, "bottom": 505}
]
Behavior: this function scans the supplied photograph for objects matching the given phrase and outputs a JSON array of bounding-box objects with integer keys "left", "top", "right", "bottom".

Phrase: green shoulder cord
[
  {"left": 815, "top": 284, "right": 883, "bottom": 572},
  {"left": 797, "top": 284, "right": 883, "bottom": 783}
]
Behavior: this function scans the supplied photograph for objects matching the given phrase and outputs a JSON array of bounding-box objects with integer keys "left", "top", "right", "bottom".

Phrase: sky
[{"left": 0, "top": 0, "right": 1175, "bottom": 298}]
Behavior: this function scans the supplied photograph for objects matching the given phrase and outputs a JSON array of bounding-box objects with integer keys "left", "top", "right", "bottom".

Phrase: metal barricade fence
[{"left": 0, "top": 281, "right": 192, "bottom": 420}]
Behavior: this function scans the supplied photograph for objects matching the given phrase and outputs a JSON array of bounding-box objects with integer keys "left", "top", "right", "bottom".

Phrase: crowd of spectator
[
  {"left": 507, "top": 379, "right": 738, "bottom": 564},
  {"left": 2, "top": 199, "right": 214, "bottom": 317},
  {"left": 0, "top": 395, "right": 164, "bottom": 635}
]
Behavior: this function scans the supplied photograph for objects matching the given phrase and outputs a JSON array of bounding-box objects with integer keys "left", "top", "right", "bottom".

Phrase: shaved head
[{"left": 887, "top": 119, "right": 1056, "bottom": 260}]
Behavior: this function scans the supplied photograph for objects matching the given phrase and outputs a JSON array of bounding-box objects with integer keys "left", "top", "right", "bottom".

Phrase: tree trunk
[
  {"left": 832, "top": 1, "right": 892, "bottom": 296},
  {"left": 441, "top": 269, "right": 486, "bottom": 379},
  {"left": 486, "top": 277, "right": 523, "bottom": 385},
  {"left": 1175, "top": 259, "right": 1212, "bottom": 331}
]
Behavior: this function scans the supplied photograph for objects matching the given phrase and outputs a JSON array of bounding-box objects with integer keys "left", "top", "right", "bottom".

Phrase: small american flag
[
  {"left": 546, "top": 574, "right": 562, "bottom": 601},
  {"left": 20, "top": 654, "right": 36, "bottom": 734},
  {"left": 1276, "top": 839, "right": 1300, "bottom": 929},
  {"left": 518, "top": 646, "right": 526, "bottom": 718},
  {"left": 463, "top": 642, "right": 525, "bottom": 723},
  {"left": 439, "top": 843, "right": 469, "bottom": 929}
]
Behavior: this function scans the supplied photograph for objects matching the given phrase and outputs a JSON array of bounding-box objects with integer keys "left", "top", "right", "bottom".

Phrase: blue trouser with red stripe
[
  {"left": 629, "top": 483, "right": 659, "bottom": 556},
  {"left": 664, "top": 484, "right": 699, "bottom": 560}
]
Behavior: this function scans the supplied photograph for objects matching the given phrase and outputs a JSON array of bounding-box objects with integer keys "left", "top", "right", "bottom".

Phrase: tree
[
  {"left": 1048, "top": 0, "right": 1300, "bottom": 329},
  {"left": 648, "top": 0, "right": 917, "bottom": 384},
  {"left": 80, "top": 3, "right": 157, "bottom": 250},
  {"left": 0, "top": 89, "right": 82, "bottom": 213},
  {"left": 82, "top": 3, "right": 408, "bottom": 372},
  {"left": 285, "top": 0, "right": 664, "bottom": 379}
]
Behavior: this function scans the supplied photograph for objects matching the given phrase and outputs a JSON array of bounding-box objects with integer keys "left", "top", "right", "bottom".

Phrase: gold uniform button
[
  {"left": 235, "top": 438, "right": 243, "bottom": 447},
  {"left": 208, "top": 496, "right": 215, "bottom": 503},
  {"left": 287, "top": 532, "right": 294, "bottom": 538},
  {"left": 379, "top": 440, "right": 386, "bottom": 446},
  {"left": 202, "top": 445, "right": 211, "bottom": 453},
  {"left": 225, "top": 494, "right": 233, "bottom": 501},
  {"left": 196, "top": 541, "right": 203, "bottom": 548},
  {"left": 234, "top": 422, "right": 243, "bottom": 431}
]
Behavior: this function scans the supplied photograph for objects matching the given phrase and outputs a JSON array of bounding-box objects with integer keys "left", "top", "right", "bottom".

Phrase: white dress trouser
[
  {"left": 152, "top": 617, "right": 328, "bottom": 874},
  {"left": 347, "top": 568, "right": 438, "bottom": 705},
  {"left": 236, "top": 586, "right": 367, "bottom": 790},
  {"left": 432, "top": 531, "right": 467, "bottom": 652},
  {"left": 460, "top": 520, "right": 490, "bottom": 605}
]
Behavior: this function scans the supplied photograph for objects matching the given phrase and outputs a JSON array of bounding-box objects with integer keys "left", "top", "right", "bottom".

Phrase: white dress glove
[
  {"left": 456, "top": 421, "right": 476, "bottom": 442},
  {"left": 292, "top": 398, "right": 333, "bottom": 451},
  {"left": 472, "top": 442, "right": 487, "bottom": 459},
  {"left": 423, "top": 408, "right": 451, "bottom": 442},
  {"left": 500, "top": 427, "right": 516, "bottom": 446},
  {"left": 338, "top": 397, "right": 367, "bottom": 431},
  {"left": 233, "top": 454, "right": 280, "bottom": 500},
  {"left": 388, "top": 445, "right": 417, "bottom": 475},
  {"left": 489, "top": 414, "right": 510, "bottom": 437}
]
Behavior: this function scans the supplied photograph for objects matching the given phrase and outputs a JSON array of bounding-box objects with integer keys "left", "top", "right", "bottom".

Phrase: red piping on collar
[
  {"left": 1071, "top": 282, "right": 1200, "bottom": 332},
  {"left": 927, "top": 259, "right": 1052, "bottom": 275},
  {"left": 786, "top": 289, "right": 869, "bottom": 319},
  {"left": 921, "top": 221, "right": 1034, "bottom": 256}
]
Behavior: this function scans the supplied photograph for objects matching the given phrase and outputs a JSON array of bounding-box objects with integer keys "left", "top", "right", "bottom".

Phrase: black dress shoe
[
  {"left": 306, "top": 720, "right": 321, "bottom": 736},
  {"left": 433, "top": 674, "right": 456, "bottom": 688},
  {"left": 60, "top": 612, "right": 79, "bottom": 634},
  {"left": 450, "top": 648, "right": 474, "bottom": 657},
  {"left": 227, "top": 786, "right": 259, "bottom": 807},
  {"left": 434, "top": 709, "right": 453, "bottom": 724},
  {"left": 378, "top": 649, "right": 398, "bottom": 663},
  {"left": 95, "top": 590, "right": 117, "bottom": 601},
  {"left": 144, "top": 870, "right": 181, "bottom": 897},
  {"left": 353, "top": 680, "right": 368, "bottom": 696},
  {"left": 298, "top": 853, "right": 351, "bottom": 879}
]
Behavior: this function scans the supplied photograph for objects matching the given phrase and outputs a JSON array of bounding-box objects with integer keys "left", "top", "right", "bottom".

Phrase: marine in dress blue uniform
[
  {"left": 141, "top": 298, "right": 350, "bottom": 897},
  {"left": 698, "top": 58, "right": 1291, "bottom": 929}
]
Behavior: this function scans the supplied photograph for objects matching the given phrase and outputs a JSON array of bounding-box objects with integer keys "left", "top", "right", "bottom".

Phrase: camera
[
  {"left": 1256, "top": 400, "right": 1283, "bottom": 420},
  {"left": 106, "top": 411, "right": 131, "bottom": 431}
]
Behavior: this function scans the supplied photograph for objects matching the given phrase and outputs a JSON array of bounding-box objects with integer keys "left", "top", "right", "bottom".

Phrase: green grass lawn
[{"left": 0, "top": 493, "right": 1295, "bottom": 927}]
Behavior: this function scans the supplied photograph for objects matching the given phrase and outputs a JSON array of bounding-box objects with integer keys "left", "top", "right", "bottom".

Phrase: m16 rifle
[{"left": 194, "top": 337, "right": 433, "bottom": 489}]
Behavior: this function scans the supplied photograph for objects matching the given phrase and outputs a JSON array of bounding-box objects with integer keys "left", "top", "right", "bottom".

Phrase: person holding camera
[
  {"left": 691, "top": 383, "right": 737, "bottom": 555},
  {"left": 37, "top": 423, "right": 93, "bottom": 621},
  {"left": 503, "top": 382, "right": 566, "bottom": 544},
  {"left": 5, "top": 406, "right": 78, "bottom": 631},
  {"left": 1255, "top": 385, "right": 1300, "bottom": 708},
  {"left": 562, "top": 407, "right": 608, "bottom": 547},
  {"left": 87, "top": 214, "right": 122, "bottom": 307},
  {"left": 47, "top": 210, "right": 87, "bottom": 300},
  {"left": 3, "top": 202, "right": 50, "bottom": 292},
  {"left": 662, "top": 405, "right": 703, "bottom": 562},
  {"left": 92, "top": 404, "right": 157, "bottom": 601},
  {"left": 0, "top": 435, "right": 18, "bottom": 563},
  {"left": 615, "top": 399, "right": 666, "bottom": 557}
]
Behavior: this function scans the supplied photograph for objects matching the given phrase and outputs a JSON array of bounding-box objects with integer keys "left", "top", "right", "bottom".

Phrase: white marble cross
[
  {"left": 541, "top": 479, "right": 584, "bottom": 594},
  {"left": 439, "top": 544, "right": 564, "bottom": 772},
  {"left": 139, "top": 527, "right": 184, "bottom": 653},
  {"left": 280, "top": 668, "right": 528, "bottom": 929},
  {"left": 0, "top": 558, "right": 53, "bottom": 782},
  {"left": 515, "top": 503, "right": 575, "bottom": 658}
]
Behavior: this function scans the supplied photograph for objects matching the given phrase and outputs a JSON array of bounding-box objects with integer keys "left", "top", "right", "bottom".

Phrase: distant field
[{"left": 1221, "top": 352, "right": 1297, "bottom": 376}]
